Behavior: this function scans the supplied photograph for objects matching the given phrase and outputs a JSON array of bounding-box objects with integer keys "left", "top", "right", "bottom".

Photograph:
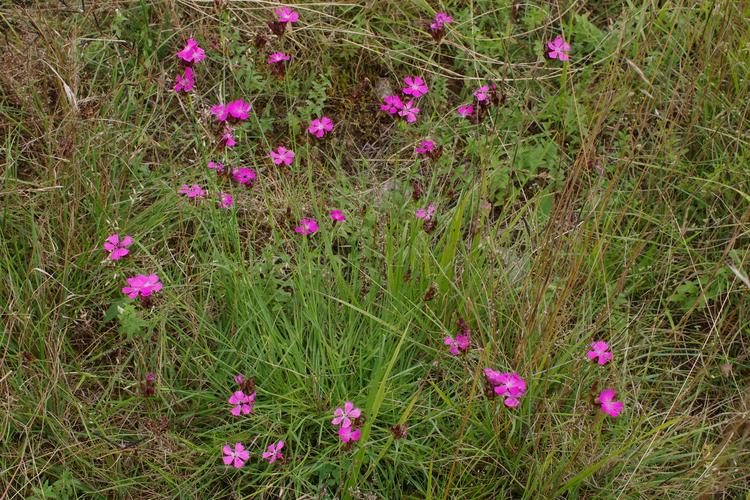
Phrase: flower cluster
[
  {"left": 484, "top": 370, "right": 527, "bottom": 408},
  {"left": 444, "top": 315, "right": 470, "bottom": 356},
  {"left": 332, "top": 401, "right": 363, "bottom": 444},
  {"left": 586, "top": 341, "right": 623, "bottom": 417},
  {"left": 428, "top": 12, "right": 453, "bottom": 41},
  {"left": 379, "top": 76, "right": 428, "bottom": 124},
  {"left": 174, "top": 38, "right": 204, "bottom": 93}
]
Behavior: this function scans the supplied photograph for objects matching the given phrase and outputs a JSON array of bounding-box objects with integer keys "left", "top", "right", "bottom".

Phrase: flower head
[
  {"left": 548, "top": 35, "right": 571, "bottom": 61},
  {"left": 308, "top": 116, "right": 334, "bottom": 138},
  {"left": 268, "top": 51, "right": 291, "bottom": 64},
  {"left": 457, "top": 104, "right": 474, "bottom": 117},
  {"left": 415, "top": 140, "right": 435, "bottom": 154},
  {"left": 104, "top": 233, "right": 133, "bottom": 261},
  {"left": 398, "top": 100, "right": 420, "bottom": 123},
  {"left": 262, "top": 440, "right": 284, "bottom": 464},
  {"left": 415, "top": 204, "right": 436, "bottom": 221},
  {"left": 222, "top": 443, "right": 250, "bottom": 468},
  {"left": 338, "top": 425, "right": 361, "bottom": 443},
  {"left": 275, "top": 7, "right": 299, "bottom": 23},
  {"left": 330, "top": 209, "right": 345, "bottom": 222},
  {"left": 295, "top": 218, "right": 318, "bottom": 235},
  {"left": 587, "top": 341, "right": 613, "bottom": 365},
  {"left": 269, "top": 146, "right": 295, "bottom": 166},
  {"left": 598, "top": 389, "right": 623, "bottom": 417},
  {"left": 232, "top": 168, "right": 257, "bottom": 186},
  {"left": 179, "top": 184, "right": 206, "bottom": 199},
  {"left": 210, "top": 100, "right": 252, "bottom": 122},
  {"left": 402, "top": 76, "right": 428, "bottom": 98},
  {"left": 174, "top": 67, "right": 195, "bottom": 93},
  {"left": 474, "top": 85, "right": 490, "bottom": 102},
  {"left": 332, "top": 401, "right": 361, "bottom": 428},
  {"left": 177, "top": 38, "right": 206, "bottom": 63},
  {"left": 483, "top": 368, "right": 504, "bottom": 386},
  {"left": 485, "top": 370, "right": 527, "bottom": 408},
  {"left": 208, "top": 161, "right": 225, "bottom": 173},
  {"left": 430, "top": 12, "right": 453, "bottom": 30},
  {"left": 122, "top": 274, "right": 162, "bottom": 298},
  {"left": 444, "top": 334, "right": 469, "bottom": 355},
  {"left": 218, "top": 192, "right": 234, "bottom": 209},
  {"left": 221, "top": 128, "right": 237, "bottom": 148},
  {"left": 228, "top": 390, "right": 255, "bottom": 416},
  {"left": 380, "top": 95, "right": 404, "bottom": 115},
  {"left": 234, "top": 374, "right": 245, "bottom": 385}
]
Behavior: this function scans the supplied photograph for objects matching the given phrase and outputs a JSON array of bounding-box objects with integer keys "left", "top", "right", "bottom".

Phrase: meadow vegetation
[{"left": 1, "top": 0, "right": 749, "bottom": 498}]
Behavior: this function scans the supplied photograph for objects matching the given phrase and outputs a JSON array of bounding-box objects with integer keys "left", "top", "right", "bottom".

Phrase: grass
[{"left": 1, "top": 0, "right": 749, "bottom": 498}]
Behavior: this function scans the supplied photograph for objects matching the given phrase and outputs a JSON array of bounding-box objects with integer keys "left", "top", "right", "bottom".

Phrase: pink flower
[
  {"left": 485, "top": 371, "right": 527, "bottom": 408},
  {"left": 444, "top": 334, "right": 469, "bottom": 355},
  {"left": 398, "top": 100, "right": 420, "bottom": 123},
  {"left": 177, "top": 38, "right": 206, "bottom": 63},
  {"left": 402, "top": 76, "right": 428, "bottom": 98},
  {"left": 415, "top": 140, "right": 435, "bottom": 154},
  {"left": 232, "top": 168, "right": 257, "bottom": 186},
  {"left": 268, "top": 52, "right": 291, "bottom": 64},
  {"left": 415, "top": 204, "right": 436, "bottom": 221},
  {"left": 275, "top": 7, "right": 299, "bottom": 23},
  {"left": 174, "top": 67, "right": 194, "bottom": 93},
  {"left": 262, "top": 440, "right": 284, "bottom": 464},
  {"left": 483, "top": 368, "right": 504, "bottom": 386},
  {"left": 587, "top": 341, "right": 613, "bottom": 365},
  {"left": 269, "top": 146, "right": 295, "bottom": 166},
  {"left": 380, "top": 95, "right": 404, "bottom": 114},
  {"left": 338, "top": 425, "right": 361, "bottom": 443},
  {"left": 474, "top": 85, "right": 489, "bottom": 102},
  {"left": 222, "top": 443, "right": 250, "bottom": 468},
  {"left": 179, "top": 184, "right": 206, "bottom": 198},
  {"left": 430, "top": 12, "right": 453, "bottom": 30},
  {"left": 295, "top": 218, "right": 318, "bottom": 235},
  {"left": 330, "top": 209, "right": 345, "bottom": 222},
  {"left": 104, "top": 233, "right": 133, "bottom": 261},
  {"left": 308, "top": 116, "right": 334, "bottom": 138},
  {"left": 208, "top": 161, "right": 225, "bottom": 173},
  {"left": 210, "top": 100, "right": 252, "bottom": 122},
  {"left": 122, "top": 274, "right": 163, "bottom": 298},
  {"left": 457, "top": 104, "right": 474, "bottom": 117},
  {"left": 598, "top": 389, "right": 623, "bottom": 417},
  {"left": 547, "top": 35, "right": 571, "bottom": 61},
  {"left": 221, "top": 128, "right": 237, "bottom": 148},
  {"left": 234, "top": 374, "right": 245, "bottom": 385},
  {"left": 331, "top": 401, "right": 361, "bottom": 428},
  {"left": 218, "top": 192, "right": 234, "bottom": 208},
  {"left": 228, "top": 390, "right": 255, "bottom": 416}
]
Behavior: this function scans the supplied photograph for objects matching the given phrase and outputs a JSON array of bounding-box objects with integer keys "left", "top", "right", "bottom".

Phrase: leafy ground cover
[{"left": 1, "top": 0, "right": 749, "bottom": 498}]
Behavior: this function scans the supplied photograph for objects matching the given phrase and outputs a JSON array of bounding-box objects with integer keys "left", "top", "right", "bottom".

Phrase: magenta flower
[
  {"left": 308, "top": 116, "right": 334, "bottom": 138},
  {"left": 294, "top": 218, "right": 318, "bottom": 235},
  {"left": 444, "top": 334, "right": 469, "bottom": 355},
  {"left": 483, "top": 368, "right": 504, "bottom": 386},
  {"left": 275, "top": 7, "right": 299, "bottom": 23},
  {"left": 338, "top": 425, "right": 361, "bottom": 443},
  {"left": 380, "top": 95, "right": 404, "bottom": 115},
  {"left": 146, "top": 372, "right": 156, "bottom": 383},
  {"left": 548, "top": 35, "right": 571, "bottom": 61},
  {"left": 268, "top": 52, "right": 291, "bottom": 64},
  {"left": 232, "top": 168, "right": 257, "bottom": 186},
  {"left": 332, "top": 401, "right": 361, "bottom": 428},
  {"left": 330, "top": 209, "right": 345, "bottom": 222},
  {"left": 430, "top": 12, "right": 453, "bottom": 30},
  {"left": 228, "top": 390, "right": 255, "bottom": 416},
  {"left": 221, "top": 128, "right": 237, "bottom": 148},
  {"left": 415, "top": 140, "right": 435, "bottom": 154},
  {"left": 415, "top": 204, "right": 436, "bottom": 221},
  {"left": 457, "top": 104, "right": 474, "bottom": 117},
  {"left": 398, "top": 100, "right": 420, "bottom": 123},
  {"left": 262, "top": 440, "right": 284, "bottom": 464},
  {"left": 234, "top": 374, "right": 245, "bottom": 385},
  {"left": 492, "top": 372, "right": 527, "bottom": 407},
  {"left": 222, "top": 443, "right": 250, "bottom": 468},
  {"left": 210, "top": 104, "right": 230, "bottom": 122},
  {"left": 177, "top": 38, "right": 206, "bottom": 63},
  {"left": 210, "top": 100, "right": 252, "bottom": 122},
  {"left": 208, "top": 161, "right": 225, "bottom": 173},
  {"left": 179, "top": 184, "right": 206, "bottom": 199},
  {"left": 474, "top": 85, "right": 489, "bottom": 102},
  {"left": 218, "top": 192, "right": 234, "bottom": 209},
  {"left": 402, "top": 76, "right": 428, "bottom": 98},
  {"left": 103, "top": 233, "right": 133, "bottom": 261},
  {"left": 174, "top": 66, "right": 195, "bottom": 93},
  {"left": 269, "top": 146, "right": 295, "bottom": 166},
  {"left": 587, "top": 341, "right": 613, "bottom": 365},
  {"left": 122, "top": 274, "right": 163, "bottom": 298},
  {"left": 598, "top": 389, "right": 623, "bottom": 417}
]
